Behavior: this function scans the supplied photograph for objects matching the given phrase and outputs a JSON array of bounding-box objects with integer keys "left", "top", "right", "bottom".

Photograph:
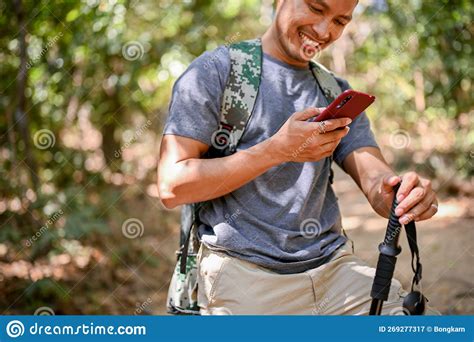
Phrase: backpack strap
[
  {"left": 179, "top": 39, "right": 263, "bottom": 274},
  {"left": 309, "top": 61, "right": 343, "bottom": 184},
  {"left": 309, "top": 61, "right": 342, "bottom": 102},
  {"left": 210, "top": 38, "right": 262, "bottom": 156}
]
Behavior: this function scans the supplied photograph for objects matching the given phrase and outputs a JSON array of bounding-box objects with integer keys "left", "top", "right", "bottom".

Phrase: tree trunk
[{"left": 14, "top": 0, "right": 39, "bottom": 191}]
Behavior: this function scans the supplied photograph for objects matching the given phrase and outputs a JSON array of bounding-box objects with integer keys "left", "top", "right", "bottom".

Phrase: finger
[
  {"left": 396, "top": 172, "right": 419, "bottom": 202},
  {"left": 420, "top": 177, "right": 432, "bottom": 192},
  {"left": 414, "top": 200, "right": 439, "bottom": 221},
  {"left": 317, "top": 126, "right": 350, "bottom": 144},
  {"left": 401, "top": 193, "right": 434, "bottom": 222},
  {"left": 294, "top": 107, "right": 322, "bottom": 121},
  {"left": 396, "top": 186, "right": 434, "bottom": 218},
  {"left": 399, "top": 196, "right": 436, "bottom": 224},
  {"left": 309, "top": 117, "right": 352, "bottom": 132},
  {"left": 319, "top": 139, "right": 341, "bottom": 153},
  {"left": 381, "top": 174, "right": 401, "bottom": 196}
]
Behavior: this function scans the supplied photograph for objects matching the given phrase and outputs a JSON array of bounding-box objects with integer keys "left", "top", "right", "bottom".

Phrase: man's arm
[
  {"left": 157, "top": 109, "right": 351, "bottom": 209},
  {"left": 157, "top": 134, "right": 280, "bottom": 209},
  {"left": 342, "top": 146, "right": 438, "bottom": 224}
]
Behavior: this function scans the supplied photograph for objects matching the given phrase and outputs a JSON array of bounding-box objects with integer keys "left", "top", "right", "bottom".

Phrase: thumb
[
  {"left": 381, "top": 175, "right": 401, "bottom": 195},
  {"left": 293, "top": 107, "right": 323, "bottom": 121}
]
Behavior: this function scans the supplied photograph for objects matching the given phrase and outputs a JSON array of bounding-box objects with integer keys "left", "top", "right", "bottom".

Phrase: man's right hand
[{"left": 268, "top": 107, "right": 352, "bottom": 163}]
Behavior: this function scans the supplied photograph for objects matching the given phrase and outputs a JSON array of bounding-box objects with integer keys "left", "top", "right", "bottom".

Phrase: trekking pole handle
[
  {"left": 379, "top": 183, "right": 402, "bottom": 257},
  {"left": 370, "top": 183, "right": 403, "bottom": 302}
]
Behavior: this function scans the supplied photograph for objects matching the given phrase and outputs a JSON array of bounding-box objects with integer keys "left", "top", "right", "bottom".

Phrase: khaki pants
[{"left": 197, "top": 242, "right": 441, "bottom": 315}]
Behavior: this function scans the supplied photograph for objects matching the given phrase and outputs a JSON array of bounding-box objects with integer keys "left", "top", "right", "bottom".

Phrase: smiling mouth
[{"left": 298, "top": 31, "right": 323, "bottom": 51}]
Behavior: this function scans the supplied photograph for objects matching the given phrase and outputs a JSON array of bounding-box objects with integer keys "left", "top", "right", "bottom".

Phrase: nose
[{"left": 312, "top": 19, "right": 331, "bottom": 42}]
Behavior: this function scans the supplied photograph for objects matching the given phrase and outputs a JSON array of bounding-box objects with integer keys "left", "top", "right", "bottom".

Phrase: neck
[{"left": 261, "top": 26, "right": 309, "bottom": 69}]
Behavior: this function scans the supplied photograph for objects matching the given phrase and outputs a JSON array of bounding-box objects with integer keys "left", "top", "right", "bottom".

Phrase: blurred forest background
[{"left": 0, "top": 0, "right": 472, "bottom": 315}]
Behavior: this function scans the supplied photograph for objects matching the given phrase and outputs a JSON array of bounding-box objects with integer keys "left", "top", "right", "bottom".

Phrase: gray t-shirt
[{"left": 163, "top": 45, "right": 379, "bottom": 274}]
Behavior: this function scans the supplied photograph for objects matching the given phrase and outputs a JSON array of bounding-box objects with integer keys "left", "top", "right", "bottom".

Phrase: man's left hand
[{"left": 380, "top": 172, "right": 438, "bottom": 225}]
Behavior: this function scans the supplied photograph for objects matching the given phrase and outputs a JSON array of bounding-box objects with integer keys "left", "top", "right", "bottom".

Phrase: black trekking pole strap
[{"left": 405, "top": 220, "right": 423, "bottom": 289}]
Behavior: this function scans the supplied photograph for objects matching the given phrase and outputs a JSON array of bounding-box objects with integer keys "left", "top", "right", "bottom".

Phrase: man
[{"left": 158, "top": 0, "right": 439, "bottom": 315}]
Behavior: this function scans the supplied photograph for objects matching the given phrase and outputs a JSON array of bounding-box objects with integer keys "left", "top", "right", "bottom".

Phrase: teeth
[{"left": 299, "top": 32, "right": 320, "bottom": 48}]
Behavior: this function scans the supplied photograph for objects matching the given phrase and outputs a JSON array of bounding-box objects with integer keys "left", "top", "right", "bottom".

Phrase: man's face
[{"left": 273, "top": 0, "right": 357, "bottom": 64}]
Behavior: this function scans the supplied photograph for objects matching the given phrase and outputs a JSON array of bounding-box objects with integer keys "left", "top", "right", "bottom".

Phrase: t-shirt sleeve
[
  {"left": 162, "top": 46, "right": 230, "bottom": 146},
  {"left": 332, "top": 77, "right": 380, "bottom": 168}
]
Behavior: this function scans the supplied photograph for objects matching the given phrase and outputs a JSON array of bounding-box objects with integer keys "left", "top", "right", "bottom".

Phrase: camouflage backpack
[{"left": 166, "top": 38, "right": 342, "bottom": 315}]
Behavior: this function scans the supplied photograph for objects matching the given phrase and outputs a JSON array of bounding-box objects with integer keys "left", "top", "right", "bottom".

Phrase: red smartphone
[{"left": 313, "top": 89, "right": 375, "bottom": 122}]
